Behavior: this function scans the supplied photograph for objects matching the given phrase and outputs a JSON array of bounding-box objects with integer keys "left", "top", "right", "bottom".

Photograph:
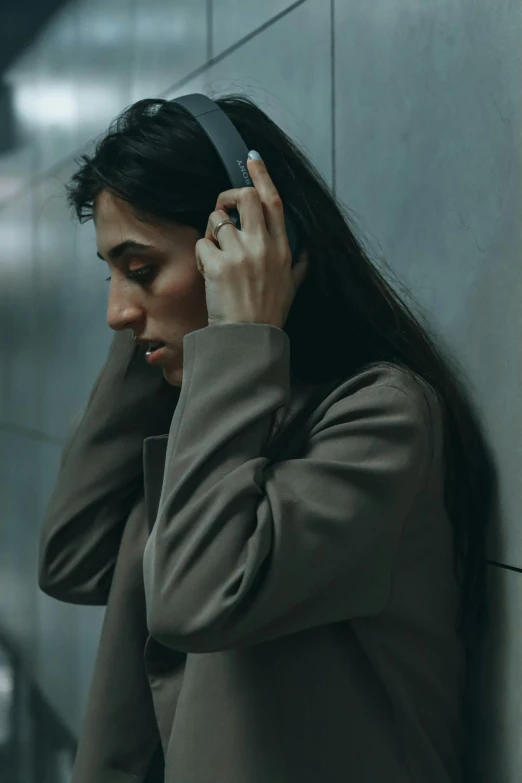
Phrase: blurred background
[{"left": 0, "top": 0, "right": 520, "bottom": 780}]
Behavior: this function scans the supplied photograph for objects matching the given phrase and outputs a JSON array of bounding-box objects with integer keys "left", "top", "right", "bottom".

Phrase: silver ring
[{"left": 213, "top": 219, "right": 236, "bottom": 241}]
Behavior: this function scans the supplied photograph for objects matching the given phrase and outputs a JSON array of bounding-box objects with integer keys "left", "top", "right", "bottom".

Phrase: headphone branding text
[{"left": 236, "top": 159, "right": 253, "bottom": 186}]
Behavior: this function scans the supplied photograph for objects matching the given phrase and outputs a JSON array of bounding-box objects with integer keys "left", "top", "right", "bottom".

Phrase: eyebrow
[{"left": 96, "top": 240, "right": 155, "bottom": 261}]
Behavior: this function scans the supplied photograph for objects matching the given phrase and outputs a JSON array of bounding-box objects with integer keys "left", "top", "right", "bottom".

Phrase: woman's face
[{"left": 95, "top": 190, "right": 209, "bottom": 387}]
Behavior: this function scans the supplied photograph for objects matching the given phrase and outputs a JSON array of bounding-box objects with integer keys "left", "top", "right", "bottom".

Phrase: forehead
[
  {"left": 95, "top": 191, "right": 139, "bottom": 229},
  {"left": 94, "top": 191, "right": 199, "bottom": 259},
  {"left": 94, "top": 191, "right": 157, "bottom": 250}
]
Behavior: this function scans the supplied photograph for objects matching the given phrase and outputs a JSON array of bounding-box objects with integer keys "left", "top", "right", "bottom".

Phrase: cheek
[{"left": 154, "top": 264, "right": 206, "bottom": 313}]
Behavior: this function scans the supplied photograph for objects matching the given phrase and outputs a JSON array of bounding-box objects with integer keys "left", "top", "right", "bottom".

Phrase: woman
[{"left": 38, "top": 94, "right": 494, "bottom": 783}]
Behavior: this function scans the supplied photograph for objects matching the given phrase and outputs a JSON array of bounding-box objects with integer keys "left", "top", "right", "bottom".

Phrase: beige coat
[{"left": 38, "top": 324, "right": 465, "bottom": 783}]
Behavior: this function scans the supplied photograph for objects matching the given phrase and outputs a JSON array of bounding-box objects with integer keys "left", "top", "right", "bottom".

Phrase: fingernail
[{"left": 247, "top": 150, "right": 262, "bottom": 161}]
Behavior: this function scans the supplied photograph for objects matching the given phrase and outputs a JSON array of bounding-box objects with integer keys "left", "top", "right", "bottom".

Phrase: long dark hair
[{"left": 65, "top": 94, "right": 495, "bottom": 660}]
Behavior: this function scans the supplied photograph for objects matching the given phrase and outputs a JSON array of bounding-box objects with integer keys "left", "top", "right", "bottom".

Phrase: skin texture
[
  {"left": 95, "top": 159, "right": 308, "bottom": 388},
  {"left": 95, "top": 190, "right": 210, "bottom": 388}
]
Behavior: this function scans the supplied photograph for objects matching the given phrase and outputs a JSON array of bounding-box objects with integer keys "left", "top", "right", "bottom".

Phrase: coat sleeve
[
  {"left": 38, "top": 329, "right": 180, "bottom": 605},
  {"left": 143, "top": 323, "right": 433, "bottom": 653}
]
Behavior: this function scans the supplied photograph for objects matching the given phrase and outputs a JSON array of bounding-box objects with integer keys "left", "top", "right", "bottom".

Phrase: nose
[{"left": 106, "top": 282, "right": 144, "bottom": 333}]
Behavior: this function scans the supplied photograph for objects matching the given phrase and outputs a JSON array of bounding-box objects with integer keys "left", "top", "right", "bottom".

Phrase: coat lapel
[{"left": 143, "top": 435, "right": 169, "bottom": 533}]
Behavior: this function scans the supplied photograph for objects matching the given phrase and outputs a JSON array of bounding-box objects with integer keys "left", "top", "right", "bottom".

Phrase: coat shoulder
[
  {"left": 330, "top": 360, "right": 440, "bottom": 411},
  {"left": 320, "top": 360, "right": 443, "bottom": 459}
]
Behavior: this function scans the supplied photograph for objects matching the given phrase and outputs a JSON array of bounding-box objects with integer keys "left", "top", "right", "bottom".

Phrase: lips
[{"left": 145, "top": 341, "right": 165, "bottom": 356}]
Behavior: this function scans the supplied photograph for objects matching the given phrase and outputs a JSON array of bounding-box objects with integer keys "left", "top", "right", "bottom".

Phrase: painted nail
[{"left": 247, "top": 150, "right": 262, "bottom": 161}]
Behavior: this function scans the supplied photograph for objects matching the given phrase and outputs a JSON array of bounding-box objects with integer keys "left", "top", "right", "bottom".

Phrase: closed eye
[{"left": 106, "top": 265, "right": 156, "bottom": 284}]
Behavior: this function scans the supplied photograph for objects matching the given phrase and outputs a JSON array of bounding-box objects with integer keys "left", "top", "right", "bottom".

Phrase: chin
[{"left": 163, "top": 366, "right": 183, "bottom": 388}]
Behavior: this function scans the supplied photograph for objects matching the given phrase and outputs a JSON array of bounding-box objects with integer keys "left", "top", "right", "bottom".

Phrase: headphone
[{"left": 171, "top": 93, "right": 302, "bottom": 267}]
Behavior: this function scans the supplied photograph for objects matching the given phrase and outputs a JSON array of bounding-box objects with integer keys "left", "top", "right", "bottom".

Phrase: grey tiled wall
[{"left": 0, "top": 0, "right": 519, "bottom": 775}]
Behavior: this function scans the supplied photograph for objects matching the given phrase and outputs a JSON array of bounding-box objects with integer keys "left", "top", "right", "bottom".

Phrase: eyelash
[{"left": 105, "top": 266, "right": 155, "bottom": 283}]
